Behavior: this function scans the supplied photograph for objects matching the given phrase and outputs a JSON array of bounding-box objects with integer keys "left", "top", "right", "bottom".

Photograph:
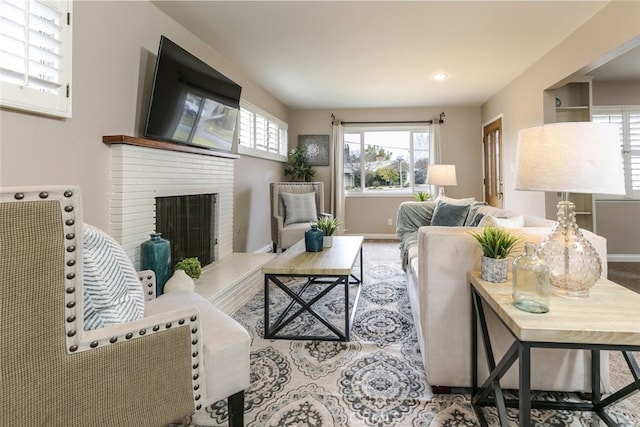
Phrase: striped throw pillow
[{"left": 83, "top": 224, "right": 145, "bottom": 330}]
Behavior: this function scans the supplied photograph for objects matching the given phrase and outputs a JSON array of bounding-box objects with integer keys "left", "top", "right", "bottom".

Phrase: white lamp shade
[
  {"left": 515, "top": 122, "right": 625, "bottom": 195},
  {"left": 426, "top": 164, "right": 457, "bottom": 186}
]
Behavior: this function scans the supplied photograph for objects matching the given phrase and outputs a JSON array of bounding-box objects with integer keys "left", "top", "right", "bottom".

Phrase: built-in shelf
[{"left": 103, "top": 135, "right": 240, "bottom": 159}]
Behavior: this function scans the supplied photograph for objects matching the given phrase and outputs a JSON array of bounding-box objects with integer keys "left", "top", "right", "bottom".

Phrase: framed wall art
[{"left": 298, "top": 134, "right": 330, "bottom": 166}]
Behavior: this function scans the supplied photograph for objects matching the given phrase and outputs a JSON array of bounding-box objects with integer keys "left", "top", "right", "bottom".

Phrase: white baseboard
[
  {"left": 254, "top": 244, "right": 274, "bottom": 254},
  {"left": 607, "top": 254, "right": 640, "bottom": 262}
]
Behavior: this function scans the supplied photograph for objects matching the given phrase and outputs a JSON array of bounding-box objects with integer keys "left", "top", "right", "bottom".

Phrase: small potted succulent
[
  {"left": 174, "top": 257, "right": 202, "bottom": 280},
  {"left": 316, "top": 216, "right": 339, "bottom": 248},
  {"left": 470, "top": 227, "right": 520, "bottom": 283},
  {"left": 413, "top": 191, "right": 431, "bottom": 201}
]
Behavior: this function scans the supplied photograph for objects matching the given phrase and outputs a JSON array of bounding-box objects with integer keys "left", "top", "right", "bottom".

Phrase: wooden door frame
[{"left": 482, "top": 115, "right": 504, "bottom": 208}]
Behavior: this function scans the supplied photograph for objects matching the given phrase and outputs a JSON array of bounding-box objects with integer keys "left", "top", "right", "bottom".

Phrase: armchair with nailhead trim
[{"left": 0, "top": 186, "right": 248, "bottom": 426}]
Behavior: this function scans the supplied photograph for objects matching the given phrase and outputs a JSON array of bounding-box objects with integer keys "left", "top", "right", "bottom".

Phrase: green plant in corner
[
  {"left": 413, "top": 191, "right": 431, "bottom": 201},
  {"left": 174, "top": 257, "right": 202, "bottom": 280},
  {"left": 316, "top": 216, "right": 339, "bottom": 236},
  {"left": 469, "top": 227, "right": 520, "bottom": 259},
  {"left": 284, "top": 146, "right": 315, "bottom": 182}
]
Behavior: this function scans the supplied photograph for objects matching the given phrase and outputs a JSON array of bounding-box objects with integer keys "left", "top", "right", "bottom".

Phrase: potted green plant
[
  {"left": 413, "top": 191, "right": 431, "bottom": 201},
  {"left": 174, "top": 257, "right": 202, "bottom": 279},
  {"left": 470, "top": 227, "right": 520, "bottom": 283},
  {"left": 284, "top": 146, "right": 315, "bottom": 182},
  {"left": 316, "top": 216, "right": 339, "bottom": 248}
]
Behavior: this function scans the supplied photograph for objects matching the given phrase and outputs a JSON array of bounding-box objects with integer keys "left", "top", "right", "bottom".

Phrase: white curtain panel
[
  {"left": 330, "top": 121, "right": 346, "bottom": 232},
  {"left": 429, "top": 123, "right": 440, "bottom": 197}
]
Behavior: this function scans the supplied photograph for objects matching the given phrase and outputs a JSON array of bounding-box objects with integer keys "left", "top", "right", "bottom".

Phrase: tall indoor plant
[
  {"left": 284, "top": 147, "right": 315, "bottom": 182},
  {"left": 470, "top": 227, "right": 520, "bottom": 282}
]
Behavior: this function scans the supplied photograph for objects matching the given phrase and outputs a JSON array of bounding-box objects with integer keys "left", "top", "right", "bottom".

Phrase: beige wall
[
  {"left": 593, "top": 80, "right": 640, "bottom": 106},
  {"left": 0, "top": 1, "right": 288, "bottom": 253},
  {"left": 289, "top": 106, "right": 481, "bottom": 236},
  {"left": 596, "top": 202, "right": 640, "bottom": 256}
]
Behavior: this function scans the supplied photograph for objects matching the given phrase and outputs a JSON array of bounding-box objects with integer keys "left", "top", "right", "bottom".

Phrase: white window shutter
[{"left": 0, "top": 0, "right": 72, "bottom": 118}]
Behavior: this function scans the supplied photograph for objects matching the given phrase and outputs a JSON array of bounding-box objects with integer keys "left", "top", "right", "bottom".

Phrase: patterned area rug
[{"left": 170, "top": 241, "right": 640, "bottom": 426}]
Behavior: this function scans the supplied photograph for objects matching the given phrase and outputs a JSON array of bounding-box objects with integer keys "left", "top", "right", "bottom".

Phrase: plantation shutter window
[
  {"left": 0, "top": 0, "right": 72, "bottom": 118},
  {"left": 237, "top": 100, "right": 288, "bottom": 161},
  {"left": 592, "top": 106, "right": 640, "bottom": 199}
]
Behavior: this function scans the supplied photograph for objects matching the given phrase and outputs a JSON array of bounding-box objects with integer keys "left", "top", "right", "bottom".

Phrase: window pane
[{"left": 344, "top": 127, "right": 430, "bottom": 194}]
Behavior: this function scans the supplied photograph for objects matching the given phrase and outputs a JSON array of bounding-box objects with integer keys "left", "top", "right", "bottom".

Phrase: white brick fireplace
[{"left": 108, "top": 140, "right": 235, "bottom": 268}]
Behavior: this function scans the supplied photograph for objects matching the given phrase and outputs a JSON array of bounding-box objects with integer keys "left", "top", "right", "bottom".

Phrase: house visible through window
[
  {"left": 238, "top": 100, "right": 288, "bottom": 162},
  {"left": 592, "top": 106, "right": 640, "bottom": 200},
  {"left": 0, "top": 0, "right": 72, "bottom": 118},
  {"left": 344, "top": 127, "right": 430, "bottom": 194}
]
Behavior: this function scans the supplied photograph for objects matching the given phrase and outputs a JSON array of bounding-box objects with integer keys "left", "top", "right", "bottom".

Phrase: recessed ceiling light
[{"left": 432, "top": 72, "right": 448, "bottom": 81}]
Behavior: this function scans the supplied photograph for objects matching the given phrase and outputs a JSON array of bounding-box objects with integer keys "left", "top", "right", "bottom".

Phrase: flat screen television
[{"left": 144, "top": 36, "right": 242, "bottom": 153}]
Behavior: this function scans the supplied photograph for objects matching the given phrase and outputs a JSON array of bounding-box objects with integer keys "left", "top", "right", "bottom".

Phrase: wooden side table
[{"left": 468, "top": 271, "right": 640, "bottom": 426}]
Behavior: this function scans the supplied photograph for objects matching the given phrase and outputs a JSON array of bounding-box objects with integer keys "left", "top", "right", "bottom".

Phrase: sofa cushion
[
  {"left": 431, "top": 200, "right": 472, "bottom": 226},
  {"left": 464, "top": 201, "right": 488, "bottom": 226},
  {"left": 479, "top": 215, "right": 525, "bottom": 228},
  {"left": 83, "top": 224, "right": 145, "bottom": 330},
  {"left": 281, "top": 192, "right": 318, "bottom": 226},
  {"left": 439, "top": 196, "right": 476, "bottom": 205}
]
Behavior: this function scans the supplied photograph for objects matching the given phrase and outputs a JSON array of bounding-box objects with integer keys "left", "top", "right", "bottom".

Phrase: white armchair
[{"left": 0, "top": 186, "right": 249, "bottom": 426}]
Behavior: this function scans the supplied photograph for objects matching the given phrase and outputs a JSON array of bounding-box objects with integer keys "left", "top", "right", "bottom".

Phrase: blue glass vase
[
  {"left": 305, "top": 224, "right": 323, "bottom": 252},
  {"left": 140, "top": 233, "right": 171, "bottom": 295}
]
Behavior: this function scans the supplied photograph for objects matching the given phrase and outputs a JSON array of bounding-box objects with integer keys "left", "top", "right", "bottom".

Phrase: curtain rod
[{"left": 331, "top": 112, "right": 445, "bottom": 126}]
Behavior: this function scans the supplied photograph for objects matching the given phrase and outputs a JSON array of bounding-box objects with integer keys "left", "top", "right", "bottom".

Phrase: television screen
[{"left": 144, "top": 36, "right": 242, "bottom": 152}]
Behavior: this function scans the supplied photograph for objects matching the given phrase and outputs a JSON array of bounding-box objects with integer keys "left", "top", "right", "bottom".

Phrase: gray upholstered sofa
[{"left": 396, "top": 199, "right": 611, "bottom": 392}]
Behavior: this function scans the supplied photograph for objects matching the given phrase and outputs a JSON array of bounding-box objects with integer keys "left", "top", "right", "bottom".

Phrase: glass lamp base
[{"left": 538, "top": 201, "right": 601, "bottom": 298}]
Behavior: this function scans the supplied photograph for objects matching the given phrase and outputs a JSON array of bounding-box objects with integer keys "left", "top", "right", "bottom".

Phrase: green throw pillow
[{"left": 431, "top": 200, "right": 471, "bottom": 226}]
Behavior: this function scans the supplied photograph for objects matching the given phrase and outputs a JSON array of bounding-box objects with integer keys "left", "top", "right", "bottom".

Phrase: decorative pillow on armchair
[
  {"left": 83, "top": 224, "right": 145, "bottom": 330},
  {"left": 431, "top": 200, "right": 472, "bottom": 226},
  {"left": 281, "top": 192, "right": 318, "bottom": 226}
]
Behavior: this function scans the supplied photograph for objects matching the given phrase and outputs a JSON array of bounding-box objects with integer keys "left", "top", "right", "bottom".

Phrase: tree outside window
[{"left": 344, "top": 128, "right": 430, "bottom": 193}]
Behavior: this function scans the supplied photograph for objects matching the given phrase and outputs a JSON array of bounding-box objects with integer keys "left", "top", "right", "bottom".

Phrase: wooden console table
[{"left": 469, "top": 271, "right": 640, "bottom": 426}]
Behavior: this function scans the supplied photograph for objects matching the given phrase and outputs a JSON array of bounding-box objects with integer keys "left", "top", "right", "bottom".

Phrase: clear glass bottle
[{"left": 512, "top": 242, "right": 550, "bottom": 313}]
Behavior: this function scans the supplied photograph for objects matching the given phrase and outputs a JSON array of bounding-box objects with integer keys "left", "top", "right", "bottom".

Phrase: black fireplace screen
[{"left": 155, "top": 193, "right": 217, "bottom": 266}]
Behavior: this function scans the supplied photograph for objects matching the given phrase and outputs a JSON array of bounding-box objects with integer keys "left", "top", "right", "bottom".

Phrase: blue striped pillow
[{"left": 83, "top": 224, "right": 145, "bottom": 330}]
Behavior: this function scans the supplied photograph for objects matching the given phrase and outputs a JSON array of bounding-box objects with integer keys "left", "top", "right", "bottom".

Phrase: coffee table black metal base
[{"left": 264, "top": 269, "right": 362, "bottom": 341}]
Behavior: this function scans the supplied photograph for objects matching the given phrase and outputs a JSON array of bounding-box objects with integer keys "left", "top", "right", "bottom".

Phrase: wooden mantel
[{"left": 103, "top": 135, "right": 240, "bottom": 159}]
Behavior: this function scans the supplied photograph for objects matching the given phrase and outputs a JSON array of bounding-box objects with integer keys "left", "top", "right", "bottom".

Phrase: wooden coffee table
[
  {"left": 263, "top": 236, "right": 363, "bottom": 341},
  {"left": 469, "top": 271, "right": 640, "bottom": 427}
]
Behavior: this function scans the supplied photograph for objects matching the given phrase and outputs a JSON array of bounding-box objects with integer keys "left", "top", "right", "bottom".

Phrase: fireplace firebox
[{"left": 155, "top": 194, "right": 218, "bottom": 266}]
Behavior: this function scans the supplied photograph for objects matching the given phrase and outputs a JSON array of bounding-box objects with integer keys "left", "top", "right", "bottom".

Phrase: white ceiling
[{"left": 152, "top": 1, "right": 636, "bottom": 110}]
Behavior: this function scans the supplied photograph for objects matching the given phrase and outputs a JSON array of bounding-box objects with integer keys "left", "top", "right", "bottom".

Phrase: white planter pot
[
  {"left": 164, "top": 269, "right": 195, "bottom": 292},
  {"left": 481, "top": 256, "right": 508, "bottom": 283},
  {"left": 323, "top": 235, "right": 333, "bottom": 248}
]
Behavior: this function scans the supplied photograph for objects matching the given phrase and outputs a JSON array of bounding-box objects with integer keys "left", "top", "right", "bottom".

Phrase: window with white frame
[
  {"left": 344, "top": 126, "right": 430, "bottom": 194},
  {"left": 0, "top": 0, "right": 72, "bottom": 118},
  {"left": 592, "top": 106, "right": 640, "bottom": 200},
  {"left": 238, "top": 100, "right": 288, "bottom": 161}
]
